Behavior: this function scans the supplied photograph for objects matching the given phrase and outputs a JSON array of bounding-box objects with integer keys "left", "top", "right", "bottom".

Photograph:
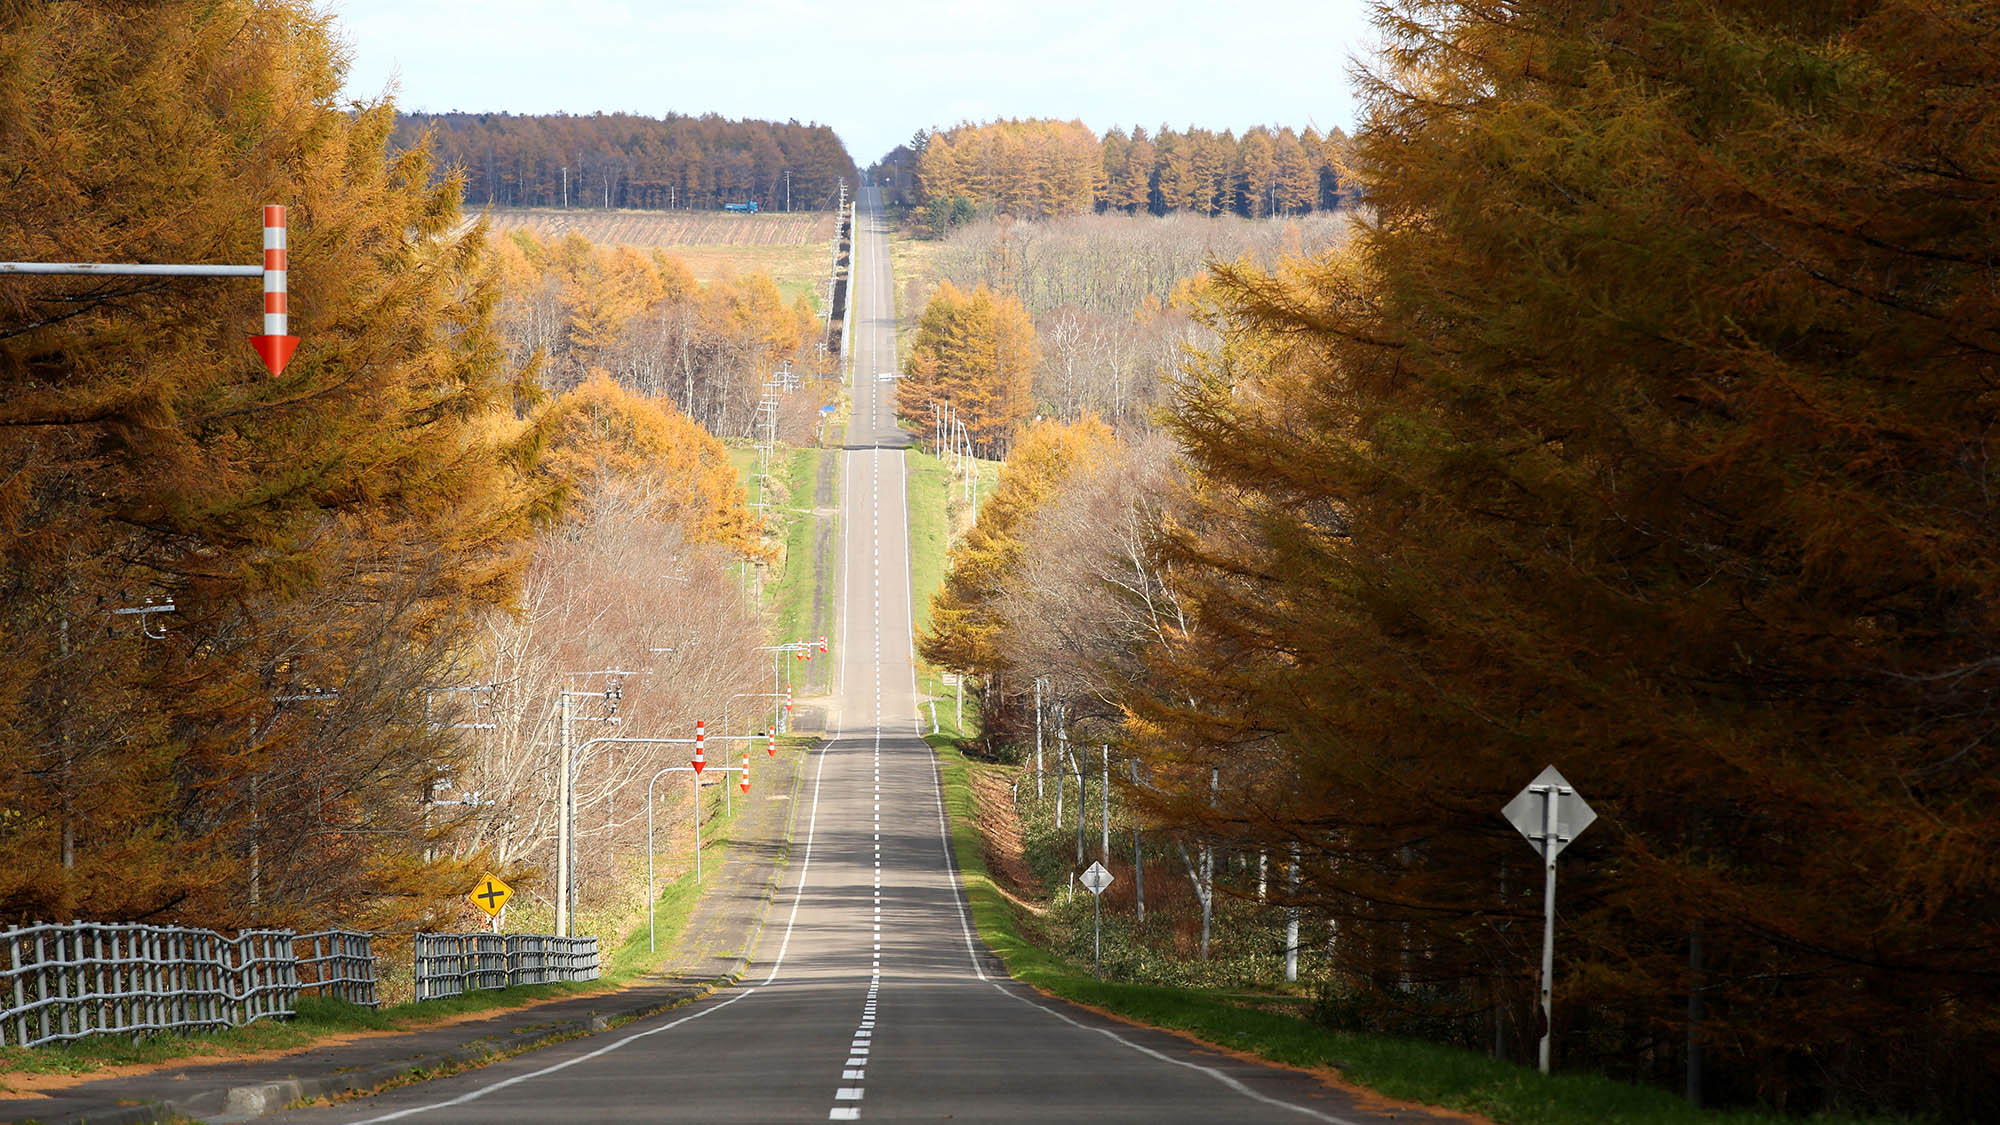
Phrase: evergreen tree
[
  {"left": 899, "top": 281, "right": 1038, "bottom": 456},
  {"left": 1157, "top": 0, "right": 2000, "bottom": 1112},
  {"left": 0, "top": 0, "right": 539, "bottom": 926},
  {"left": 919, "top": 418, "right": 1116, "bottom": 748}
]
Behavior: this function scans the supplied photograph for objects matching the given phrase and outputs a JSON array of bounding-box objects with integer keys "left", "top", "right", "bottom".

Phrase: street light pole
[
  {"left": 755, "top": 641, "right": 818, "bottom": 734},
  {"left": 558, "top": 691, "right": 572, "bottom": 938},
  {"left": 645, "top": 759, "right": 750, "bottom": 950}
]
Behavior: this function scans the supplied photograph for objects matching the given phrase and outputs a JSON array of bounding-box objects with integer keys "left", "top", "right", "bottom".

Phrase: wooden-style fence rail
[
  {"left": 0, "top": 921, "right": 380, "bottom": 1048},
  {"left": 410, "top": 933, "right": 599, "bottom": 1001}
]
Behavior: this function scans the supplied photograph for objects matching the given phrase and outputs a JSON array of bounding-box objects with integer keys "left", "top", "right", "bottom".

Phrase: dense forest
[
  {"left": 921, "top": 0, "right": 2000, "bottom": 1118},
  {"left": 393, "top": 111, "right": 858, "bottom": 212},
  {"left": 873, "top": 119, "right": 1350, "bottom": 226},
  {"left": 0, "top": 1, "right": 777, "bottom": 932}
]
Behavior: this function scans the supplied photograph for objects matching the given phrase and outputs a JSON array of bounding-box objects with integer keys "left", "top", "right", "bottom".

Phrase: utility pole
[
  {"left": 557, "top": 691, "right": 572, "bottom": 936},
  {"left": 556, "top": 679, "right": 622, "bottom": 937}
]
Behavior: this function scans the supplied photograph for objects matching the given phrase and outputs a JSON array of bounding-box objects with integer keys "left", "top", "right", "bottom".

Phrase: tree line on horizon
[
  {"left": 919, "top": 0, "right": 1999, "bottom": 1118},
  {"left": 872, "top": 119, "right": 1351, "bottom": 228},
  {"left": 392, "top": 111, "right": 858, "bottom": 213}
]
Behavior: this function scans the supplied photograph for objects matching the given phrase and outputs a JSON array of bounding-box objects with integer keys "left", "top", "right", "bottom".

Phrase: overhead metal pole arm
[
  {"left": 0, "top": 263, "right": 261, "bottom": 276},
  {"left": 1, "top": 204, "right": 300, "bottom": 375}
]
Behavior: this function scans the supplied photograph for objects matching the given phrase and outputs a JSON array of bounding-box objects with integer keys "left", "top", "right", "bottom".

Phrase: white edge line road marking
[{"left": 349, "top": 715, "right": 844, "bottom": 1123}]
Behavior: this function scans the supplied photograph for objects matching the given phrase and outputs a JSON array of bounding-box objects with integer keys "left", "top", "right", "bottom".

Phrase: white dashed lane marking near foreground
[
  {"left": 830, "top": 723, "right": 885, "bottom": 1121},
  {"left": 831, "top": 455, "right": 888, "bottom": 1122}
]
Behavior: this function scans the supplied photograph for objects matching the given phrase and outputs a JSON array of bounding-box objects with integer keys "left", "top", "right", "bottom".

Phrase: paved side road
[{"left": 0, "top": 742, "right": 810, "bottom": 1125}]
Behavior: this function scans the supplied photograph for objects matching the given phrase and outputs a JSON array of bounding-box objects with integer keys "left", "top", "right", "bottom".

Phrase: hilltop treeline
[
  {"left": 393, "top": 112, "right": 857, "bottom": 212},
  {"left": 875, "top": 119, "right": 1348, "bottom": 225},
  {"left": 925, "top": 0, "right": 2000, "bottom": 1117}
]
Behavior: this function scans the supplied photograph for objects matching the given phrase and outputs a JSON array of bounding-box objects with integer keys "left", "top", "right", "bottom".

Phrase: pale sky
[{"left": 327, "top": 0, "right": 1375, "bottom": 169}]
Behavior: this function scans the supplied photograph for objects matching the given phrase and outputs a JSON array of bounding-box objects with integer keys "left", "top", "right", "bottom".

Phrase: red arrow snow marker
[{"left": 252, "top": 205, "right": 299, "bottom": 375}]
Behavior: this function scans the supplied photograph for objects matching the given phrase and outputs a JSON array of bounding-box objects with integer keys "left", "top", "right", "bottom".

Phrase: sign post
[
  {"left": 1079, "top": 860, "right": 1115, "bottom": 979},
  {"left": 1501, "top": 765, "right": 1597, "bottom": 1074}
]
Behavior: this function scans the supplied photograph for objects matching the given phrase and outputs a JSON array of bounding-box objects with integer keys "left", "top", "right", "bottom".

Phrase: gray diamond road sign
[
  {"left": 1502, "top": 765, "right": 1596, "bottom": 856},
  {"left": 1080, "top": 861, "right": 1114, "bottom": 896}
]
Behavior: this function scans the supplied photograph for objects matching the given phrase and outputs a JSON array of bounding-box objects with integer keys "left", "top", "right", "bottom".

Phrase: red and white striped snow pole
[
  {"left": 692, "top": 719, "right": 706, "bottom": 774},
  {"left": 251, "top": 205, "right": 300, "bottom": 376},
  {"left": 1, "top": 203, "right": 302, "bottom": 376},
  {"left": 739, "top": 754, "right": 751, "bottom": 793}
]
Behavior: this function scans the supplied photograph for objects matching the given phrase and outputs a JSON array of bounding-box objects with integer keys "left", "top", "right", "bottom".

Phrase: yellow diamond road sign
[{"left": 468, "top": 873, "right": 513, "bottom": 918}]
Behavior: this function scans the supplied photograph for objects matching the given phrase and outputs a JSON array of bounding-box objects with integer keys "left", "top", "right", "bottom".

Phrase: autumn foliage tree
[
  {"left": 899, "top": 281, "right": 1038, "bottom": 456},
  {"left": 531, "top": 371, "right": 770, "bottom": 561},
  {"left": 454, "top": 389, "right": 767, "bottom": 922},
  {"left": 919, "top": 417, "right": 1115, "bottom": 752},
  {"left": 1129, "top": 0, "right": 2000, "bottom": 1115},
  {"left": 0, "top": 0, "right": 544, "bottom": 927}
]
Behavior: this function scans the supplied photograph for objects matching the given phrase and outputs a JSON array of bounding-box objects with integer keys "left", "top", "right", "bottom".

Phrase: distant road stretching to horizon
[{"left": 269, "top": 187, "right": 1400, "bottom": 1125}]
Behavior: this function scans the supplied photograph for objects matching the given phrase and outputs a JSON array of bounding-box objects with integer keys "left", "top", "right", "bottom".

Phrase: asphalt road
[{"left": 268, "top": 189, "right": 1403, "bottom": 1124}]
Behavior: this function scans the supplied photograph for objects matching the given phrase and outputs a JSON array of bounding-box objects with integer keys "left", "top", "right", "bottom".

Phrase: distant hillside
[{"left": 393, "top": 111, "right": 857, "bottom": 212}]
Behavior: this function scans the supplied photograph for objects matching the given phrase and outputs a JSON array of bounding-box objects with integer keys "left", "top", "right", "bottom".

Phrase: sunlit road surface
[{"left": 272, "top": 189, "right": 1383, "bottom": 1124}]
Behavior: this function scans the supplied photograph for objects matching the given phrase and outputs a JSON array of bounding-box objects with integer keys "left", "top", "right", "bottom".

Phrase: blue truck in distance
[{"left": 723, "top": 201, "right": 760, "bottom": 213}]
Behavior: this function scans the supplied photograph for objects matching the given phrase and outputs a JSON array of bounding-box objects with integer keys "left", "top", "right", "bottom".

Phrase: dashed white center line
[{"left": 830, "top": 596, "right": 888, "bottom": 1123}]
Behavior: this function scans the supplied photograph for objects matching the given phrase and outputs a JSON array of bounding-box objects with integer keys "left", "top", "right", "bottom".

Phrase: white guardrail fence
[
  {"left": 0, "top": 921, "right": 376, "bottom": 1048},
  {"left": 411, "top": 933, "right": 599, "bottom": 1001},
  {"left": 2, "top": 923, "right": 597, "bottom": 1047}
]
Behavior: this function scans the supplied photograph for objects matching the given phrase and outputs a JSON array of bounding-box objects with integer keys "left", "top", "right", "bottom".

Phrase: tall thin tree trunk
[{"left": 1074, "top": 747, "right": 1085, "bottom": 865}]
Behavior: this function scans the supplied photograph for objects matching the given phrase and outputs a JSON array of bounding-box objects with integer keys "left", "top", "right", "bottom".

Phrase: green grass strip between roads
[
  {"left": 927, "top": 739, "right": 1913, "bottom": 1125},
  {"left": 769, "top": 444, "right": 835, "bottom": 647},
  {"left": 905, "top": 448, "right": 986, "bottom": 740}
]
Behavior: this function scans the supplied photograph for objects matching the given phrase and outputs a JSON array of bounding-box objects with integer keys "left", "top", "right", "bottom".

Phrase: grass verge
[
  {"left": 928, "top": 739, "right": 1911, "bottom": 1125},
  {"left": 905, "top": 448, "right": 982, "bottom": 740},
  {"left": 905, "top": 449, "right": 950, "bottom": 641},
  {"left": 767, "top": 444, "right": 834, "bottom": 647}
]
